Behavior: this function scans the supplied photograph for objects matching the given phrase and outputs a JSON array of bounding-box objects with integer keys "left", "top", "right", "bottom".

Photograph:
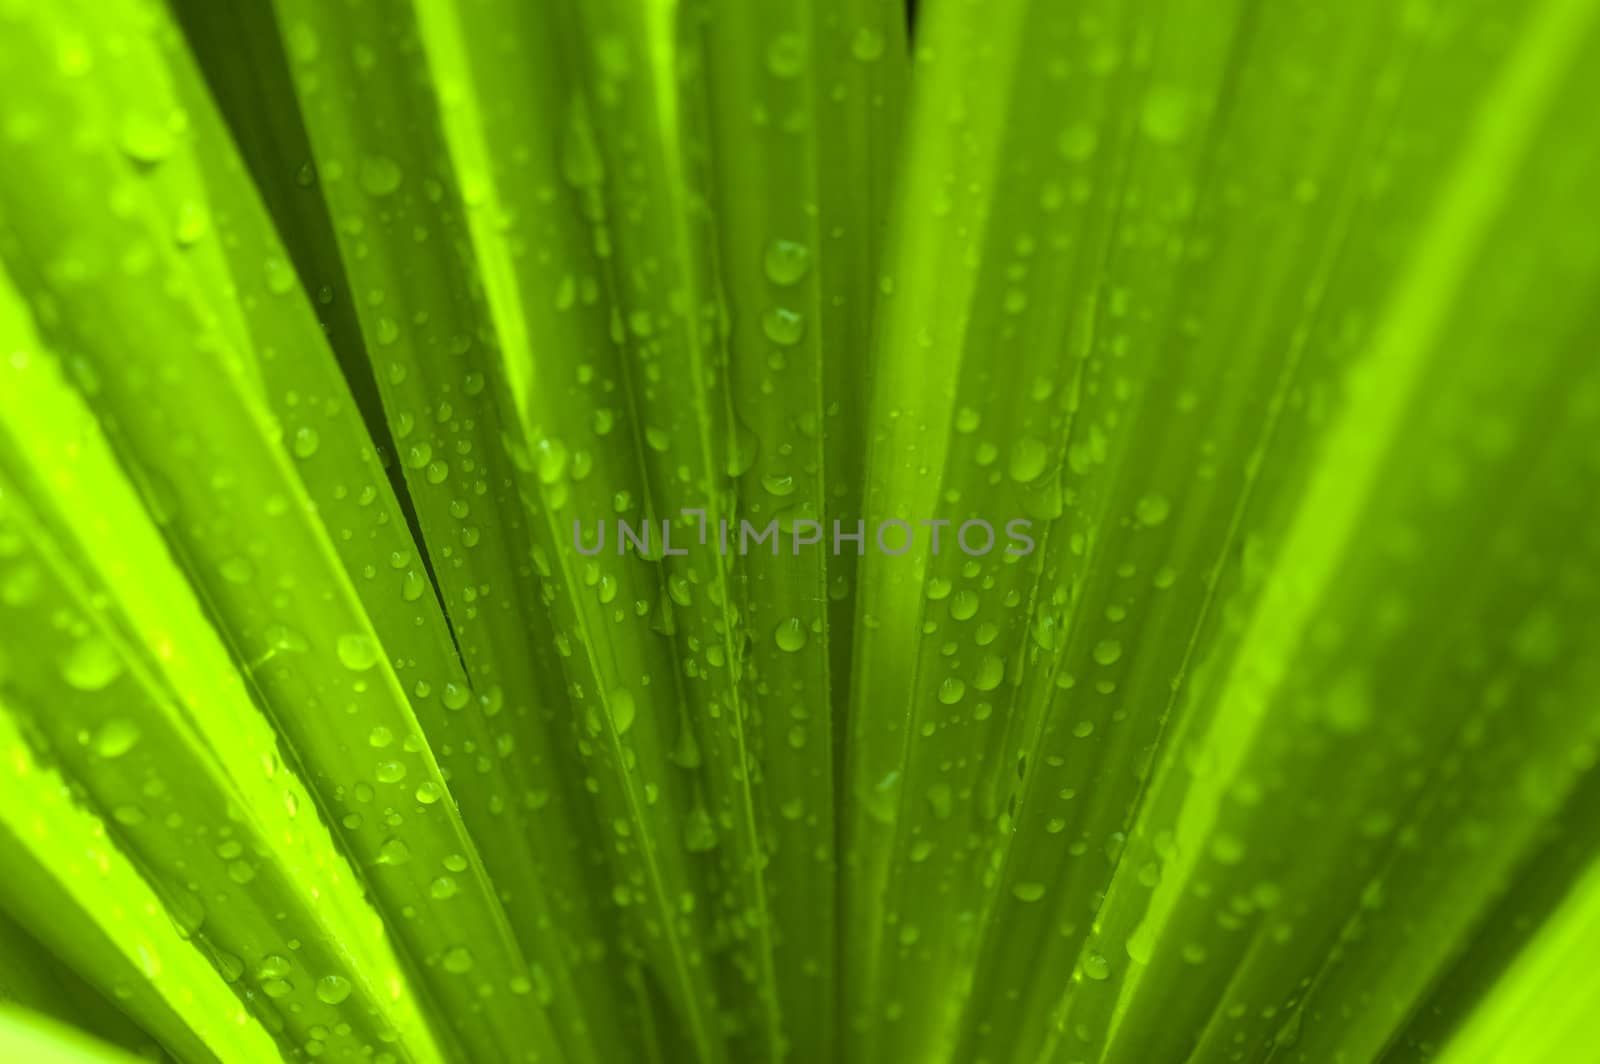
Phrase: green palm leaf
[{"left": 1, "top": 0, "right": 1597, "bottom": 1061}]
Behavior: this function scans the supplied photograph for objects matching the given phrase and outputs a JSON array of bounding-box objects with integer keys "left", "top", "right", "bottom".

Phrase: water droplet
[
  {"left": 683, "top": 806, "right": 717, "bottom": 852},
  {"left": 337, "top": 633, "right": 380, "bottom": 671},
  {"left": 1058, "top": 122, "right": 1098, "bottom": 161},
  {"left": 375, "top": 760, "right": 407, "bottom": 784},
  {"left": 112, "top": 804, "right": 147, "bottom": 826},
  {"left": 63, "top": 637, "right": 124, "bottom": 691},
  {"left": 1141, "top": 86, "right": 1193, "bottom": 144},
  {"left": 442, "top": 946, "right": 475, "bottom": 973},
  {"left": 265, "top": 257, "right": 297, "bottom": 295},
  {"left": 1136, "top": 493, "right": 1171, "bottom": 527},
  {"left": 292, "top": 426, "right": 320, "bottom": 458},
  {"left": 173, "top": 202, "right": 208, "bottom": 246},
  {"left": 1008, "top": 438, "right": 1048, "bottom": 482},
  {"left": 1092, "top": 639, "right": 1122, "bottom": 666},
  {"left": 118, "top": 112, "right": 174, "bottom": 165},
  {"left": 609, "top": 689, "right": 636, "bottom": 735},
  {"left": 1012, "top": 882, "right": 1046, "bottom": 902},
  {"left": 762, "top": 307, "right": 806, "bottom": 346},
  {"left": 763, "top": 240, "right": 811, "bottom": 286},
  {"left": 774, "top": 617, "right": 808, "bottom": 653},
  {"left": 376, "top": 838, "right": 411, "bottom": 865},
  {"left": 92, "top": 719, "right": 141, "bottom": 759},
  {"left": 973, "top": 655, "right": 1004, "bottom": 691},
  {"left": 315, "top": 974, "right": 352, "bottom": 1005},
  {"left": 359, "top": 155, "right": 403, "bottom": 196},
  {"left": 537, "top": 438, "right": 568, "bottom": 485},
  {"left": 766, "top": 33, "right": 805, "bottom": 78},
  {"left": 949, "top": 590, "right": 978, "bottom": 621},
  {"left": 256, "top": 955, "right": 292, "bottom": 981},
  {"left": 851, "top": 27, "right": 886, "bottom": 62}
]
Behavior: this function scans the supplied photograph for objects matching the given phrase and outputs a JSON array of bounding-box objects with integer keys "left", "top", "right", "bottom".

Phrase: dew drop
[
  {"left": 1092, "top": 639, "right": 1122, "bottom": 666},
  {"left": 1008, "top": 438, "right": 1049, "bottom": 483},
  {"left": 265, "top": 258, "right": 297, "bottom": 295},
  {"left": 376, "top": 838, "right": 411, "bottom": 865},
  {"left": 765, "top": 33, "right": 805, "bottom": 78},
  {"left": 949, "top": 590, "right": 978, "bottom": 621},
  {"left": 337, "top": 633, "right": 380, "bottom": 672},
  {"left": 118, "top": 112, "right": 174, "bottom": 165},
  {"left": 609, "top": 689, "right": 636, "bottom": 735},
  {"left": 62, "top": 637, "right": 124, "bottom": 691},
  {"left": 359, "top": 154, "right": 403, "bottom": 196},
  {"left": 1136, "top": 493, "right": 1171, "bottom": 527},
  {"left": 1012, "top": 882, "right": 1046, "bottom": 903},
  {"left": 92, "top": 719, "right": 141, "bottom": 759},
  {"left": 763, "top": 240, "right": 811, "bottom": 286},
  {"left": 315, "top": 974, "right": 352, "bottom": 1005},
  {"left": 774, "top": 617, "right": 808, "bottom": 653},
  {"left": 292, "top": 426, "right": 320, "bottom": 458},
  {"left": 762, "top": 307, "right": 806, "bottom": 346},
  {"left": 851, "top": 27, "right": 886, "bottom": 61}
]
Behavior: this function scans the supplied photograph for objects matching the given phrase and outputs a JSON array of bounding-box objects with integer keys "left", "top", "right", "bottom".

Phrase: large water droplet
[
  {"left": 1012, "top": 882, "right": 1046, "bottom": 903},
  {"left": 62, "top": 637, "right": 124, "bottom": 691},
  {"left": 337, "top": 633, "right": 380, "bottom": 672},
  {"left": 763, "top": 240, "right": 811, "bottom": 286},
  {"left": 774, "top": 617, "right": 808, "bottom": 653},
  {"left": 609, "top": 689, "right": 636, "bottom": 735},
  {"left": 315, "top": 974, "right": 352, "bottom": 1005},
  {"left": 762, "top": 307, "right": 806, "bottom": 347},
  {"left": 92, "top": 718, "right": 141, "bottom": 759},
  {"left": 1008, "top": 438, "right": 1049, "bottom": 483},
  {"left": 359, "top": 155, "right": 403, "bottom": 196}
]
